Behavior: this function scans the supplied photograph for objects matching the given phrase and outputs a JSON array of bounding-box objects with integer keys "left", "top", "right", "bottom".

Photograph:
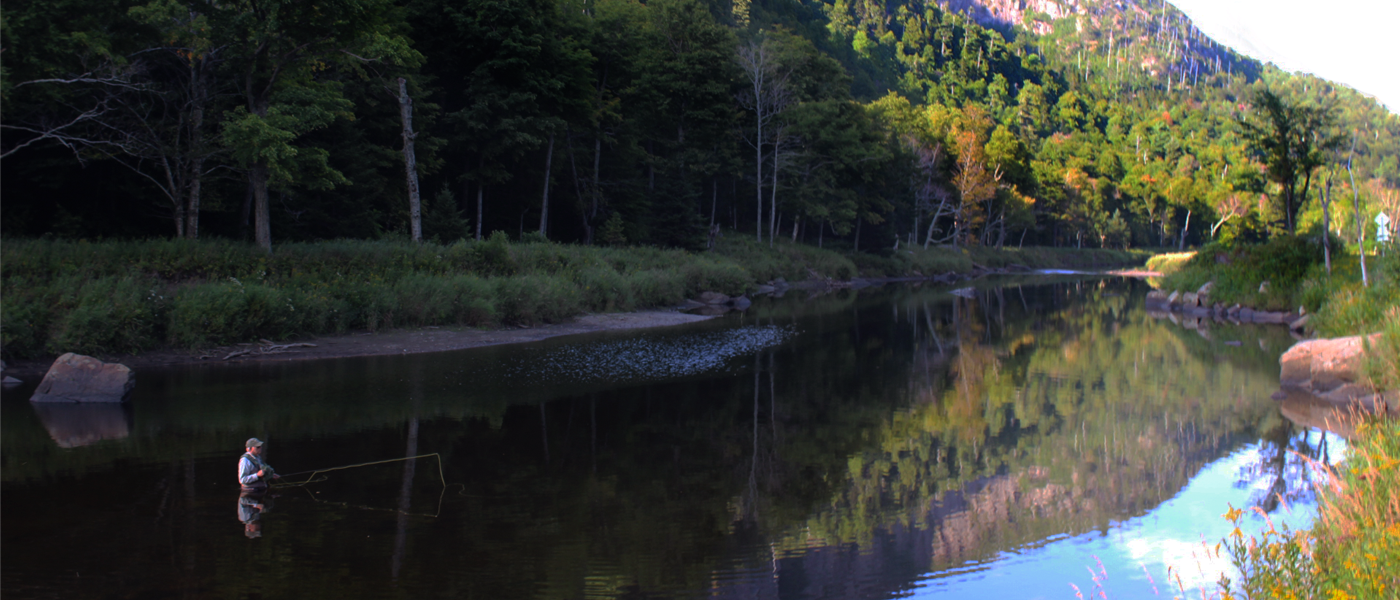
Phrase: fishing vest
[{"left": 242, "top": 452, "right": 267, "bottom": 474}]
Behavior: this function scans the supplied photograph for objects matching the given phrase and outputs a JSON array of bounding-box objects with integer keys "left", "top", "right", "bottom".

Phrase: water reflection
[
  {"left": 238, "top": 492, "right": 271, "bottom": 539},
  {"left": 30, "top": 402, "right": 133, "bottom": 448},
  {"left": 1, "top": 278, "right": 1313, "bottom": 599}
]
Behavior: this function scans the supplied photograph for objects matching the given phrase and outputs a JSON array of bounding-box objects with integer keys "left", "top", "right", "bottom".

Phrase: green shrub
[
  {"left": 47, "top": 276, "right": 167, "bottom": 354},
  {"left": 166, "top": 280, "right": 327, "bottom": 347},
  {"left": 566, "top": 267, "right": 633, "bottom": 313},
  {"left": 391, "top": 274, "right": 496, "bottom": 327},
  {"left": 624, "top": 269, "right": 686, "bottom": 306},
  {"left": 0, "top": 276, "right": 57, "bottom": 358},
  {"left": 491, "top": 275, "right": 579, "bottom": 324}
]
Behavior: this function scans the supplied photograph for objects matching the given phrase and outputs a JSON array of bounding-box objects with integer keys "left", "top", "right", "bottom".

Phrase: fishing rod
[{"left": 271, "top": 453, "right": 446, "bottom": 489}]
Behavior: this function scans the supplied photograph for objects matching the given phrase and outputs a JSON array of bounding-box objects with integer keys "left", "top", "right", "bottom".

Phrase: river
[{"left": 0, "top": 276, "right": 1336, "bottom": 599}]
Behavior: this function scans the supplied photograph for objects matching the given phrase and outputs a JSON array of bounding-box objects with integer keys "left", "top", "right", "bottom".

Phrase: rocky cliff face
[
  {"left": 941, "top": 0, "right": 1085, "bottom": 35},
  {"left": 939, "top": 0, "right": 1245, "bottom": 84}
]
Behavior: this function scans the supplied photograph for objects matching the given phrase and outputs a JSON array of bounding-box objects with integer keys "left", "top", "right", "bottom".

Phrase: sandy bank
[{"left": 2, "top": 310, "right": 715, "bottom": 380}]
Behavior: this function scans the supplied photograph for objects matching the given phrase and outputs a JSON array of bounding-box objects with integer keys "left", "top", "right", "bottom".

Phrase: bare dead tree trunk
[
  {"left": 539, "top": 132, "right": 555, "bottom": 238},
  {"left": 1177, "top": 208, "right": 1191, "bottom": 250},
  {"left": 1348, "top": 134, "right": 1367, "bottom": 287},
  {"left": 398, "top": 78, "right": 422, "bottom": 243},
  {"left": 737, "top": 39, "right": 789, "bottom": 244}
]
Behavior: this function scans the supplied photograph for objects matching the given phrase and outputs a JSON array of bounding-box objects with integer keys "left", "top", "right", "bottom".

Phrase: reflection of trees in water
[
  {"left": 1237, "top": 419, "right": 1332, "bottom": 513},
  {"left": 790, "top": 281, "right": 1284, "bottom": 569}
]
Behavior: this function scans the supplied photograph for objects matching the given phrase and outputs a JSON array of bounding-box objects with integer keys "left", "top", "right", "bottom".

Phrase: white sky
[{"left": 1166, "top": 0, "right": 1400, "bottom": 112}]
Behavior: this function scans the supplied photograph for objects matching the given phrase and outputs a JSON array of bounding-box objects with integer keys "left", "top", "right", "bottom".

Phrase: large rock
[
  {"left": 29, "top": 353, "right": 135, "bottom": 403},
  {"left": 1279, "top": 334, "right": 1382, "bottom": 393}
]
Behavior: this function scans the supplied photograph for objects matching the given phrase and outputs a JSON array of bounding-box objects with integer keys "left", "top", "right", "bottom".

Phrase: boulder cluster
[{"left": 1145, "top": 281, "right": 1307, "bottom": 332}]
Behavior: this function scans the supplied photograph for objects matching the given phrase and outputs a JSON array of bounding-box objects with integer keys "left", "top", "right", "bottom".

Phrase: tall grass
[
  {"left": 0, "top": 237, "right": 763, "bottom": 358},
  {"left": 1146, "top": 251, "right": 1196, "bottom": 276}
]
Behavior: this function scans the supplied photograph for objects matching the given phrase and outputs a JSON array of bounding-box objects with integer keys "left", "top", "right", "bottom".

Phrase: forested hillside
[{"left": 3, "top": 0, "right": 1397, "bottom": 252}]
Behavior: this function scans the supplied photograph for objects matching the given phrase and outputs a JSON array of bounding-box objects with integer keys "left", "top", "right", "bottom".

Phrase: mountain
[{"left": 942, "top": 0, "right": 1253, "bottom": 89}]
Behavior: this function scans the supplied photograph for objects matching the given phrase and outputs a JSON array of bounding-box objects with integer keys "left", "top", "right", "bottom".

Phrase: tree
[
  {"left": 950, "top": 106, "right": 996, "bottom": 246},
  {"left": 1238, "top": 89, "right": 1340, "bottom": 235},
  {"left": 216, "top": 0, "right": 416, "bottom": 252},
  {"left": 736, "top": 36, "right": 790, "bottom": 243}
]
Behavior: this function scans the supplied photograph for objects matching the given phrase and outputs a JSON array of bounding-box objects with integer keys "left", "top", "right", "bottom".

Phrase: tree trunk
[
  {"left": 854, "top": 218, "right": 861, "bottom": 252},
  {"left": 539, "top": 132, "right": 555, "bottom": 238},
  {"left": 769, "top": 147, "right": 779, "bottom": 246},
  {"left": 996, "top": 207, "right": 1006, "bottom": 250},
  {"left": 241, "top": 177, "right": 253, "bottom": 241},
  {"left": 1322, "top": 176, "right": 1332, "bottom": 275},
  {"left": 251, "top": 162, "right": 272, "bottom": 252},
  {"left": 710, "top": 178, "right": 720, "bottom": 239},
  {"left": 755, "top": 120, "right": 763, "bottom": 243},
  {"left": 1177, "top": 208, "right": 1191, "bottom": 250},
  {"left": 174, "top": 201, "right": 187, "bottom": 238},
  {"left": 398, "top": 78, "right": 422, "bottom": 243},
  {"left": 185, "top": 159, "right": 203, "bottom": 240},
  {"left": 475, "top": 157, "right": 485, "bottom": 241},
  {"left": 476, "top": 186, "right": 484, "bottom": 241},
  {"left": 567, "top": 132, "right": 591, "bottom": 245},
  {"left": 184, "top": 91, "right": 206, "bottom": 239},
  {"left": 1347, "top": 137, "right": 1368, "bottom": 287},
  {"left": 593, "top": 135, "right": 601, "bottom": 220}
]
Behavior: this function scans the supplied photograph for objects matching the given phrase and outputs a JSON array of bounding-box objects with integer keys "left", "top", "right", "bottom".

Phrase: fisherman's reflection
[{"left": 238, "top": 491, "right": 273, "bottom": 539}]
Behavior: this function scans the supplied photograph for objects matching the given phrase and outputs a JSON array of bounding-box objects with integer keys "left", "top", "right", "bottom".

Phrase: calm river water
[{"left": 1, "top": 277, "right": 1336, "bottom": 599}]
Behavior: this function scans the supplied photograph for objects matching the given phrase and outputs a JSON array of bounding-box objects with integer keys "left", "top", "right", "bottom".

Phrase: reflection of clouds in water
[
  {"left": 1110, "top": 440, "right": 1326, "bottom": 595},
  {"left": 1123, "top": 537, "right": 1231, "bottom": 592},
  {"left": 504, "top": 326, "right": 794, "bottom": 385}
]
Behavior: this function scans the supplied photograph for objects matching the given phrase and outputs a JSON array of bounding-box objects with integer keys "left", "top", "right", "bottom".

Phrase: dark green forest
[{"left": 4, "top": 0, "right": 1398, "bottom": 252}]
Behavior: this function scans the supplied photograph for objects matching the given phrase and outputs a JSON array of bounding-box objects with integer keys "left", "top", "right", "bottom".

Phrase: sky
[{"left": 1167, "top": 0, "right": 1400, "bottom": 112}]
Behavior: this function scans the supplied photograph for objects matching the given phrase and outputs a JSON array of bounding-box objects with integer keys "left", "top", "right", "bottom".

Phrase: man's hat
[{"left": 246, "top": 438, "right": 265, "bottom": 449}]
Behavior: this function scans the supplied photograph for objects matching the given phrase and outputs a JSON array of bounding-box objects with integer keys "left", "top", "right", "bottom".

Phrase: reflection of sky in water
[
  {"left": 501, "top": 325, "right": 794, "bottom": 386},
  {"left": 911, "top": 430, "right": 1346, "bottom": 599}
]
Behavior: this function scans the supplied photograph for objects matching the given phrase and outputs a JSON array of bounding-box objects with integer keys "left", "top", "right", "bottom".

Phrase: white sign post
[{"left": 1376, "top": 212, "right": 1392, "bottom": 243}]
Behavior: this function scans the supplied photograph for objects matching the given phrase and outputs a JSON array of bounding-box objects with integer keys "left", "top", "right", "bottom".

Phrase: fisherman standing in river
[{"left": 238, "top": 438, "right": 280, "bottom": 491}]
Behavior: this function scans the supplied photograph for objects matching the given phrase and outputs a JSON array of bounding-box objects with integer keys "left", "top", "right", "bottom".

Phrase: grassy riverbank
[{"left": 0, "top": 237, "right": 1145, "bottom": 360}]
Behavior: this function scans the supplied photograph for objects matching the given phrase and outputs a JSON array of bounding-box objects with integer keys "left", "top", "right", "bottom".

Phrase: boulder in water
[{"left": 29, "top": 353, "right": 135, "bottom": 403}]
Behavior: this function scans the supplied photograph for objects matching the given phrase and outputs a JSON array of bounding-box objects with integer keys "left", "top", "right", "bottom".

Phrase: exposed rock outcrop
[
  {"left": 1277, "top": 334, "right": 1397, "bottom": 414},
  {"left": 29, "top": 353, "right": 135, "bottom": 403}
]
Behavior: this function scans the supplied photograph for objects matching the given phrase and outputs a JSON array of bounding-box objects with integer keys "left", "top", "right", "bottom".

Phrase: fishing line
[
  {"left": 269, "top": 453, "right": 460, "bottom": 517},
  {"left": 272, "top": 453, "right": 447, "bottom": 488}
]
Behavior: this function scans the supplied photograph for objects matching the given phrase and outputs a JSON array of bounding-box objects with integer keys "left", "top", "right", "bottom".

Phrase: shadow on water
[{"left": 1, "top": 276, "right": 1314, "bottom": 599}]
